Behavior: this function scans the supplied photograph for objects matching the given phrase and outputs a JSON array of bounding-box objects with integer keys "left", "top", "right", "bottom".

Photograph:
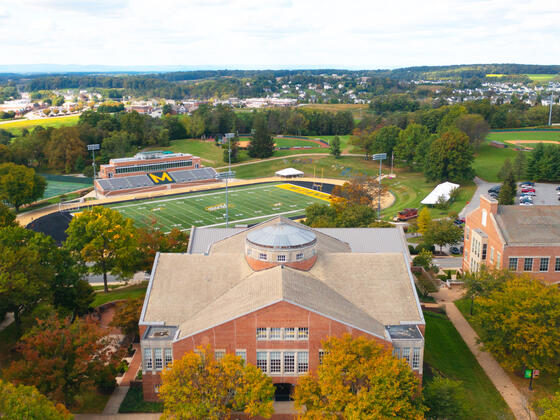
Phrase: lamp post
[{"left": 372, "top": 153, "right": 387, "bottom": 220}]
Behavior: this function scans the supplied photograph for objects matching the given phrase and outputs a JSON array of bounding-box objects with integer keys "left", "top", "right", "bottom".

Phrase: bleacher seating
[{"left": 96, "top": 168, "right": 218, "bottom": 193}]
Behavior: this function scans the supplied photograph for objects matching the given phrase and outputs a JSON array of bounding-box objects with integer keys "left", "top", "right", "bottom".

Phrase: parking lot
[{"left": 515, "top": 183, "right": 560, "bottom": 205}]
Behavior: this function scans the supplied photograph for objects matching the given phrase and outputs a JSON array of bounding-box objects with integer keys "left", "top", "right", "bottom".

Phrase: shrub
[{"left": 408, "top": 245, "right": 418, "bottom": 255}]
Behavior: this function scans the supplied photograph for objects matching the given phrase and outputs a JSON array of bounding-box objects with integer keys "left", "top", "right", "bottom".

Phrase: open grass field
[
  {"left": 97, "top": 182, "right": 330, "bottom": 232},
  {"left": 423, "top": 311, "right": 514, "bottom": 419},
  {"left": 91, "top": 283, "right": 148, "bottom": 307},
  {"left": 486, "top": 74, "right": 559, "bottom": 82},
  {"left": 274, "top": 137, "right": 325, "bottom": 148},
  {"left": 0, "top": 114, "right": 80, "bottom": 135},
  {"left": 472, "top": 144, "right": 520, "bottom": 182}
]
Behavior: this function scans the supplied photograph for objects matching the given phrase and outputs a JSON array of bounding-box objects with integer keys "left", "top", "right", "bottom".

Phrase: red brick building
[
  {"left": 99, "top": 151, "right": 201, "bottom": 179},
  {"left": 139, "top": 217, "right": 425, "bottom": 402},
  {"left": 463, "top": 195, "right": 560, "bottom": 284}
]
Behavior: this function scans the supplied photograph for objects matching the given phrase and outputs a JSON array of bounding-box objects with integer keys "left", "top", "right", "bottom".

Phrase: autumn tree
[
  {"left": 159, "top": 346, "right": 274, "bottom": 420},
  {"left": 0, "top": 202, "right": 17, "bottom": 227},
  {"left": 0, "top": 380, "right": 72, "bottom": 420},
  {"left": 110, "top": 297, "right": 144, "bottom": 341},
  {"left": 0, "top": 226, "right": 91, "bottom": 324},
  {"left": 473, "top": 276, "right": 560, "bottom": 374},
  {"left": 424, "top": 129, "right": 474, "bottom": 182},
  {"left": 331, "top": 177, "right": 376, "bottom": 205},
  {"left": 45, "top": 127, "right": 87, "bottom": 173},
  {"left": 65, "top": 207, "right": 138, "bottom": 293},
  {"left": 135, "top": 219, "right": 189, "bottom": 272},
  {"left": 454, "top": 113, "right": 489, "bottom": 149},
  {"left": 248, "top": 114, "right": 274, "bottom": 158},
  {"left": 0, "top": 163, "right": 46, "bottom": 212},
  {"left": 416, "top": 207, "right": 432, "bottom": 235},
  {"left": 294, "top": 334, "right": 425, "bottom": 419},
  {"left": 4, "top": 316, "right": 121, "bottom": 406},
  {"left": 330, "top": 135, "right": 341, "bottom": 158}
]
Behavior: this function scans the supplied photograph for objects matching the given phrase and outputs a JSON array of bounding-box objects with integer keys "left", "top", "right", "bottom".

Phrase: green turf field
[
  {"left": 0, "top": 115, "right": 80, "bottom": 135},
  {"left": 100, "top": 182, "right": 328, "bottom": 231},
  {"left": 42, "top": 174, "right": 93, "bottom": 199}
]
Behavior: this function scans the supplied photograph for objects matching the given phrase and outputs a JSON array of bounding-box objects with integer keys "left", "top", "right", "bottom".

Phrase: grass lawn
[
  {"left": 318, "top": 135, "right": 355, "bottom": 152},
  {"left": 155, "top": 138, "right": 228, "bottom": 165},
  {"left": 455, "top": 298, "right": 560, "bottom": 404},
  {"left": 102, "top": 182, "right": 329, "bottom": 232},
  {"left": 119, "top": 386, "right": 163, "bottom": 413},
  {"left": 423, "top": 311, "right": 514, "bottom": 419},
  {"left": 0, "top": 114, "right": 80, "bottom": 135},
  {"left": 274, "top": 137, "right": 325, "bottom": 148},
  {"left": 91, "top": 283, "right": 148, "bottom": 308},
  {"left": 472, "top": 144, "right": 520, "bottom": 182},
  {"left": 72, "top": 389, "right": 112, "bottom": 414}
]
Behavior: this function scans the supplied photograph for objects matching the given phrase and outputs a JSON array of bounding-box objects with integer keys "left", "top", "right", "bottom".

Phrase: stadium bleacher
[{"left": 96, "top": 168, "right": 218, "bottom": 194}]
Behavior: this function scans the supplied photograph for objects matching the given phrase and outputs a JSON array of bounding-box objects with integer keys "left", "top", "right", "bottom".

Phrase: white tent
[
  {"left": 421, "top": 181, "right": 460, "bottom": 205},
  {"left": 275, "top": 168, "right": 304, "bottom": 178}
]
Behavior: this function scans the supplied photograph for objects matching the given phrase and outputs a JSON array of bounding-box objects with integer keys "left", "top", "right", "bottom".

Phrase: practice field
[{"left": 99, "top": 183, "right": 330, "bottom": 231}]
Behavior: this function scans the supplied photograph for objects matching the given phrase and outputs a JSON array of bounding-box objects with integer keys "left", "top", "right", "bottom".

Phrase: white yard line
[{"left": 200, "top": 209, "right": 306, "bottom": 228}]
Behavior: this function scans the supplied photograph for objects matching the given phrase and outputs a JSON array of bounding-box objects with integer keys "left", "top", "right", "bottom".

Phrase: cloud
[{"left": 24, "top": 0, "right": 129, "bottom": 15}]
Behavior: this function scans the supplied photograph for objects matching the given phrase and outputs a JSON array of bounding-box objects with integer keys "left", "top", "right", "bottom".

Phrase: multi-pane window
[
  {"left": 555, "top": 257, "right": 560, "bottom": 271},
  {"left": 284, "top": 328, "right": 295, "bottom": 340},
  {"left": 412, "top": 348, "right": 421, "bottom": 370},
  {"left": 524, "top": 258, "right": 533, "bottom": 271},
  {"left": 482, "top": 244, "right": 487, "bottom": 260},
  {"left": 257, "top": 328, "right": 267, "bottom": 340},
  {"left": 319, "top": 350, "right": 324, "bottom": 365},
  {"left": 164, "top": 348, "right": 172, "bottom": 367},
  {"left": 270, "top": 352, "right": 282, "bottom": 373},
  {"left": 497, "top": 252, "right": 501, "bottom": 267},
  {"left": 508, "top": 257, "right": 518, "bottom": 271},
  {"left": 154, "top": 348, "right": 163, "bottom": 369},
  {"left": 144, "top": 348, "right": 153, "bottom": 369},
  {"left": 540, "top": 258, "right": 549, "bottom": 272},
  {"left": 257, "top": 352, "right": 268, "bottom": 372},
  {"left": 259, "top": 253, "right": 267, "bottom": 261},
  {"left": 269, "top": 328, "right": 281, "bottom": 340},
  {"left": 215, "top": 350, "right": 225, "bottom": 361},
  {"left": 298, "top": 327, "right": 309, "bottom": 340},
  {"left": 115, "top": 160, "right": 193, "bottom": 174},
  {"left": 296, "top": 252, "right": 304, "bottom": 261},
  {"left": 284, "top": 352, "right": 295, "bottom": 373},
  {"left": 277, "top": 255, "right": 286, "bottom": 262},
  {"left": 297, "top": 352, "right": 309, "bottom": 373},
  {"left": 392, "top": 348, "right": 401, "bottom": 359},
  {"left": 402, "top": 347, "right": 410, "bottom": 364},
  {"left": 236, "top": 350, "right": 247, "bottom": 363}
]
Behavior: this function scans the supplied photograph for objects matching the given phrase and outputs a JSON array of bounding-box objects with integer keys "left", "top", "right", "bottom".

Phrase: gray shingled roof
[
  {"left": 142, "top": 217, "right": 423, "bottom": 340},
  {"left": 495, "top": 205, "right": 560, "bottom": 245}
]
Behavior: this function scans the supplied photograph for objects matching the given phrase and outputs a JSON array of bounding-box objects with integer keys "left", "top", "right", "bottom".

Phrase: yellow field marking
[{"left": 275, "top": 183, "right": 331, "bottom": 202}]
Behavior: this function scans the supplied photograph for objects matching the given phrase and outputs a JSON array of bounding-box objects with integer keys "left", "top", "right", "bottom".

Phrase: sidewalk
[{"left": 432, "top": 287, "right": 535, "bottom": 420}]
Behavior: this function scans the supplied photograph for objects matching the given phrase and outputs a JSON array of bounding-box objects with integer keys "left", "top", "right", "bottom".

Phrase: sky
[{"left": 1, "top": 0, "right": 559, "bottom": 70}]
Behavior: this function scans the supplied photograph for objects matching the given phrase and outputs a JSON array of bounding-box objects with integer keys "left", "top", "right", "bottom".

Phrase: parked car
[
  {"left": 556, "top": 186, "right": 560, "bottom": 191},
  {"left": 521, "top": 191, "right": 536, "bottom": 196},
  {"left": 488, "top": 186, "right": 501, "bottom": 193},
  {"left": 449, "top": 245, "right": 464, "bottom": 254},
  {"left": 520, "top": 182, "right": 535, "bottom": 188},
  {"left": 520, "top": 201, "right": 533, "bottom": 206},
  {"left": 521, "top": 187, "right": 536, "bottom": 193},
  {"left": 520, "top": 197, "right": 533, "bottom": 204}
]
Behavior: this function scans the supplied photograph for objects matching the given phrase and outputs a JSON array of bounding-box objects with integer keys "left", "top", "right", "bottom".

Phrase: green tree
[
  {"left": 372, "top": 125, "right": 401, "bottom": 156},
  {"left": 424, "top": 130, "right": 474, "bottom": 182},
  {"left": 0, "top": 202, "right": 17, "bottom": 227},
  {"left": 222, "top": 135, "right": 240, "bottom": 163},
  {"left": 0, "top": 163, "right": 46, "bottom": 212},
  {"left": 497, "top": 158, "right": 513, "bottom": 180},
  {"left": 412, "top": 249, "right": 433, "bottom": 270},
  {"left": 0, "top": 380, "right": 73, "bottom": 420},
  {"left": 424, "top": 219, "right": 463, "bottom": 253},
  {"left": 423, "top": 377, "right": 469, "bottom": 420},
  {"left": 537, "top": 387, "right": 560, "bottom": 420},
  {"left": 395, "top": 124, "right": 430, "bottom": 168},
  {"left": 45, "top": 127, "right": 87, "bottom": 173},
  {"left": 498, "top": 170, "right": 516, "bottom": 205},
  {"left": 5, "top": 316, "right": 120, "bottom": 406},
  {"left": 160, "top": 346, "right": 274, "bottom": 420},
  {"left": 417, "top": 207, "right": 432, "bottom": 235},
  {"left": 330, "top": 135, "right": 341, "bottom": 158},
  {"left": 473, "top": 275, "right": 560, "bottom": 373},
  {"left": 513, "top": 152, "right": 527, "bottom": 180},
  {"left": 463, "top": 268, "right": 513, "bottom": 315},
  {"left": 248, "top": 114, "right": 274, "bottom": 158},
  {"left": 294, "top": 334, "right": 426, "bottom": 419},
  {"left": 65, "top": 207, "right": 138, "bottom": 293}
]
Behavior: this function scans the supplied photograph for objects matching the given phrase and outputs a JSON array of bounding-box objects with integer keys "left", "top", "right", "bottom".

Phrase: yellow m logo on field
[{"left": 148, "top": 171, "right": 174, "bottom": 184}]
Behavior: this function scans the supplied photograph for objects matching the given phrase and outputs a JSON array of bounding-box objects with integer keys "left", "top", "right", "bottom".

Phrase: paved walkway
[
  {"left": 432, "top": 287, "right": 535, "bottom": 420},
  {"left": 0, "top": 312, "right": 14, "bottom": 332},
  {"left": 102, "top": 386, "right": 130, "bottom": 415}
]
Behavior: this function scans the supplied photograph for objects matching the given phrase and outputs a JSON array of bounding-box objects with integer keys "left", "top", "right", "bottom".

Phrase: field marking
[
  {"left": 202, "top": 209, "right": 308, "bottom": 228},
  {"left": 109, "top": 184, "right": 281, "bottom": 210},
  {"left": 275, "top": 183, "right": 331, "bottom": 202}
]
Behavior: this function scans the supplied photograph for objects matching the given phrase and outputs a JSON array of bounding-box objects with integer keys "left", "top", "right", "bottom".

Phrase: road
[
  {"left": 459, "top": 177, "right": 500, "bottom": 218},
  {"left": 433, "top": 257, "right": 463, "bottom": 269}
]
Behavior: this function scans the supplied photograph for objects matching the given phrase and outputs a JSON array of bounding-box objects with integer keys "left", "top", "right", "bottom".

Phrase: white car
[{"left": 520, "top": 201, "right": 533, "bottom": 206}]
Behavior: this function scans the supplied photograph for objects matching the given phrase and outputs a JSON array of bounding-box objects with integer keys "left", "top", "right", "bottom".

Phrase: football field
[{"left": 100, "top": 183, "right": 330, "bottom": 232}]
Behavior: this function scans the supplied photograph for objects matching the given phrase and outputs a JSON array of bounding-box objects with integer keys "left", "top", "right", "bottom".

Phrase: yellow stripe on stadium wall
[{"left": 275, "top": 184, "right": 331, "bottom": 202}]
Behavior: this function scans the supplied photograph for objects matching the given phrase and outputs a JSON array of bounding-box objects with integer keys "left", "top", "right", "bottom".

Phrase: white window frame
[
  {"left": 259, "top": 253, "right": 267, "bottom": 261},
  {"left": 508, "top": 257, "right": 518, "bottom": 271},
  {"left": 524, "top": 257, "right": 533, "bottom": 272},
  {"left": 215, "top": 350, "right": 226, "bottom": 361},
  {"left": 284, "top": 327, "right": 296, "bottom": 340},
  {"left": 144, "top": 348, "right": 153, "bottom": 370},
  {"left": 412, "top": 347, "right": 421, "bottom": 370},
  {"left": 297, "top": 351, "right": 309, "bottom": 373},
  {"left": 269, "top": 328, "right": 282, "bottom": 340},
  {"left": 256, "top": 328, "right": 267, "bottom": 340},
  {"left": 154, "top": 348, "right": 163, "bottom": 370},
  {"left": 296, "top": 252, "right": 304, "bottom": 261},
  {"left": 540, "top": 257, "right": 550, "bottom": 272},
  {"left": 277, "top": 255, "right": 286, "bottom": 262},
  {"left": 236, "top": 350, "right": 247, "bottom": 363},
  {"left": 297, "top": 327, "right": 309, "bottom": 340},
  {"left": 164, "top": 348, "right": 172, "bottom": 367}
]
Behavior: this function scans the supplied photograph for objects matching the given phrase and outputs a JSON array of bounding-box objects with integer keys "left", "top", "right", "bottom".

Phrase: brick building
[
  {"left": 463, "top": 195, "right": 560, "bottom": 284},
  {"left": 139, "top": 217, "right": 425, "bottom": 402},
  {"left": 99, "top": 151, "right": 202, "bottom": 179}
]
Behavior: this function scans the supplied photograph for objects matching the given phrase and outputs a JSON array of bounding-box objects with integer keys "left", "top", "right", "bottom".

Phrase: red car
[{"left": 521, "top": 187, "right": 536, "bottom": 193}]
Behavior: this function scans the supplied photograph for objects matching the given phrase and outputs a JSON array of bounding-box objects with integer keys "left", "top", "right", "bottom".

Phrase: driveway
[
  {"left": 459, "top": 177, "right": 500, "bottom": 218},
  {"left": 433, "top": 257, "right": 463, "bottom": 269}
]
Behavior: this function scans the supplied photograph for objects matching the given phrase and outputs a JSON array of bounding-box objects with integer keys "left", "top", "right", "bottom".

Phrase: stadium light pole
[
  {"left": 549, "top": 92, "right": 554, "bottom": 126},
  {"left": 87, "top": 144, "right": 100, "bottom": 198},
  {"left": 226, "top": 135, "right": 231, "bottom": 228},
  {"left": 372, "top": 153, "right": 387, "bottom": 220}
]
